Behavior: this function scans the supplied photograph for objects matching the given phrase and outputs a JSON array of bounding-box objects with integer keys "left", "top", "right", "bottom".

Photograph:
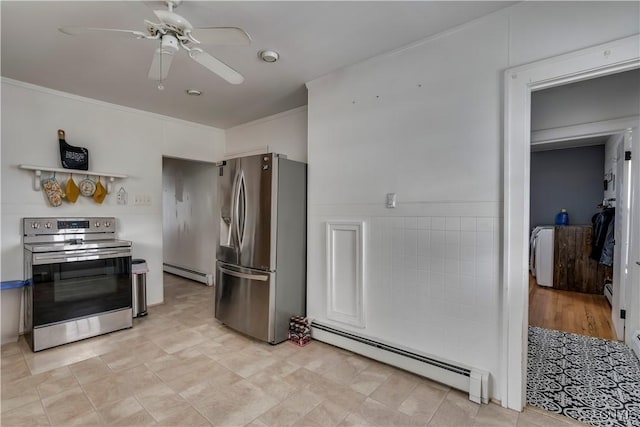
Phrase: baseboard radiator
[
  {"left": 163, "top": 263, "right": 213, "bottom": 286},
  {"left": 311, "top": 322, "right": 489, "bottom": 404}
]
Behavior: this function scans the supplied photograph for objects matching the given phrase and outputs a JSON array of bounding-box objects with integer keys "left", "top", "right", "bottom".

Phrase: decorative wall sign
[{"left": 58, "top": 129, "right": 89, "bottom": 170}]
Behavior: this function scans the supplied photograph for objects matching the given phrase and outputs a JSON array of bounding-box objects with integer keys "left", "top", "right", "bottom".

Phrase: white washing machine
[{"left": 530, "top": 226, "right": 554, "bottom": 287}]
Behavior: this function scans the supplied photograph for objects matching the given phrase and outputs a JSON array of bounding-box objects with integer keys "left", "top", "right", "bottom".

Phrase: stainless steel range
[{"left": 23, "top": 217, "right": 133, "bottom": 351}]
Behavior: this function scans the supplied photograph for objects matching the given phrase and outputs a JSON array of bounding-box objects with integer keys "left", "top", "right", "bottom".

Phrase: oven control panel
[{"left": 23, "top": 217, "right": 116, "bottom": 235}]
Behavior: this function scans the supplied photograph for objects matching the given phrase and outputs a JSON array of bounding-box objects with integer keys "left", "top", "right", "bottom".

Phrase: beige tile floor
[{"left": 1, "top": 273, "right": 585, "bottom": 427}]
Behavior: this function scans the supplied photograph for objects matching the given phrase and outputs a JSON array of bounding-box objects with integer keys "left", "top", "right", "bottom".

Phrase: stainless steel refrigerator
[{"left": 215, "top": 153, "right": 306, "bottom": 344}]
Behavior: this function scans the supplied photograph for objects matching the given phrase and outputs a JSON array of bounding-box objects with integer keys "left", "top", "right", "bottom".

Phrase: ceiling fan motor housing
[{"left": 162, "top": 34, "right": 180, "bottom": 52}]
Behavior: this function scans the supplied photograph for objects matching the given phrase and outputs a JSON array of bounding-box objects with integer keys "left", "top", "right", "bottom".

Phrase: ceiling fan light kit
[{"left": 58, "top": 0, "right": 250, "bottom": 85}]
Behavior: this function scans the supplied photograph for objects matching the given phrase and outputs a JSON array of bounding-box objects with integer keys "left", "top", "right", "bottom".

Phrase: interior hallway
[{"left": 1, "top": 273, "right": 585, "bottom": 426}]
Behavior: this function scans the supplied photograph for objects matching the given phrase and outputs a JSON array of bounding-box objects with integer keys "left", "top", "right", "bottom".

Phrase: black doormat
[{"left": 527, "top": 326, "right": 640, "bottom": 427}]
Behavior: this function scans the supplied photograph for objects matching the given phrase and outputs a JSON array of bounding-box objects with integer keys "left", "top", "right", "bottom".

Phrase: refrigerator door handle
[
  {"left": 234, "top": 171, "right": 247, "bottom": 249},
  {"left": 218, "top": 266, "right": 269, "bottom": 281},
  {"left": 239, "top": 172, "right": 247, "bottom": 248},
  {"left": 230, "top": 169, "right": 240, "bottom": 249}
]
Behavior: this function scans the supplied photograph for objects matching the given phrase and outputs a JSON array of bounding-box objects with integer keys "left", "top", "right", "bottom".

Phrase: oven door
[{"left": 30, "top": 248, "right": 132, "bottom": 327}]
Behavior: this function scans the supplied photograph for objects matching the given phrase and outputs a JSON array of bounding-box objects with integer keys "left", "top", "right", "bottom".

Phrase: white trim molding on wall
[
  {"left": 531, "top": 115, "right": 640, "bottom": 147},
  {"left": 224, "top": 145, "right": 270, "bottom": 160},
  {"left": 0, "top": 78, "right": 222, "bottom": 134},
  {"left": 503, "top": 34, "right": 640, "bottom": 411},
  {"left": 326, "top": 220, "right": 366, "bottom": 328}
]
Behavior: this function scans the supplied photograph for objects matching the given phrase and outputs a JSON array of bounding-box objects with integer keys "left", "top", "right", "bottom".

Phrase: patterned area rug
[{"left": 527, "top": 326, "right": 640, "bottom": 427}]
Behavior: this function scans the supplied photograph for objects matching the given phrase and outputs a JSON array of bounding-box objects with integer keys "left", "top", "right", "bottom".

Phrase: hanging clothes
[{"left": 591, "top": 208, "right": 615, "bottom": 266}]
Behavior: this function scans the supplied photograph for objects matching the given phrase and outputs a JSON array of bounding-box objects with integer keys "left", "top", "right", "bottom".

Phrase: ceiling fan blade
[
  {"left": 148, "top": 48, "right": 174, "bottom": 81},
  {"left": 190, "top": 27, "right": 251, "bottom": 45},
  {"left": 189, "top": 49, "right": 244, "bottom": 84},
  {"left": 58, "top": 26, "right": 148, "bottom": 39}
]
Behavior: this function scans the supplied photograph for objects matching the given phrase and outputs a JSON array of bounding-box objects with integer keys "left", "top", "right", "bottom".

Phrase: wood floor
[{"left": 528, "top": 274, "right": 617, "bottom": 340}]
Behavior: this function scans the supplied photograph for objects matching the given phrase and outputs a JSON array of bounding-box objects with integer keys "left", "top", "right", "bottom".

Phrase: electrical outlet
[{"left": 133, "top": 194, "right": 151, "bottom": 206}]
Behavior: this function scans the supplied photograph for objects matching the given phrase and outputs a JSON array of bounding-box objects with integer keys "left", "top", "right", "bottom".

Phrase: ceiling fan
[{"left": 59, "top": 0, "right": 250, "bottom": 86}]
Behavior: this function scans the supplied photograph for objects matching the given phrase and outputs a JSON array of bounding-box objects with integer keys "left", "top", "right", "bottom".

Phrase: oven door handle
[{"left": 32, "top": 249, "right": 132, "bottom": 265}]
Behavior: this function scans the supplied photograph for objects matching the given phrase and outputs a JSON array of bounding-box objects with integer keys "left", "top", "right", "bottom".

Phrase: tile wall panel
[{"left": 308, "top": 211, "right": 501, "bottom": 386}]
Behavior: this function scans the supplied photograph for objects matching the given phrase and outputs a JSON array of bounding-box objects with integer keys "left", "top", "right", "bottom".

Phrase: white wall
[
  {"left": 1, "top": 79, "right": 225, "bottom": 310},
  {"left": 162, "top": 157, "right": 218, "bottom": 279},
  {"left": 305, "top": 1, "right": 639, "bottom": 402},
  {"left": 225, "top": 106, "right": 308, "bottom": 162}
]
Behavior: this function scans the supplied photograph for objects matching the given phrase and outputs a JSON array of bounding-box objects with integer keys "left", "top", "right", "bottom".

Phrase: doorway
[
  {"left": 527, "top": 70, "right": 639, "bottom": 343},
  {"left": 528, "top": 139, "right": 617, "bottom": 341},
  {"left": 503, "top": 35, "right": 640, "bottom": 411},
  {"left": 525, "top": 80, "right": 639, "bottom": 423},
  {"left": 161, "top": 156, "right": 218, "bottom": 288}
]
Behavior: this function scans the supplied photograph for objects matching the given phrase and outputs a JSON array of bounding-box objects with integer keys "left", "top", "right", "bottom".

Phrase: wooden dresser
[{"left": 553, "top": 225, "right": 613, "bottom": 294}]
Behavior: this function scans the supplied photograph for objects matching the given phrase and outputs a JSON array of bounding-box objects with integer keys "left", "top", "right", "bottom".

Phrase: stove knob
[
  {"left": 44, "top": 222, "right": 52, "bottom": 229},
  {"left": 105, "top": 221, "right": 111, "bottom": 228},
  {"left": 31, "top": 222, "right": 40, "bottom": 229},
  {"left": 94, "top": 221, "right": 101, "bottom": 228}
]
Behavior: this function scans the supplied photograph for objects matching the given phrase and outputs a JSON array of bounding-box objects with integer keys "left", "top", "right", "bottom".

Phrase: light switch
[{"left": 386, "top": 193, "right": 397, "bottom": 208}]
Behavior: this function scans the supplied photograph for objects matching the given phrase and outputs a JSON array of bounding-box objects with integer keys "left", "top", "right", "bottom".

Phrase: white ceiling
[{"left": 1, "top": 1, "right": 515, "bottom": 129}]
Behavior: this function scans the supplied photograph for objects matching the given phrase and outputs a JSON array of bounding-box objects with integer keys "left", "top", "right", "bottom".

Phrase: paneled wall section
[
  {"left": 310, "top": 209, "right": 501, "bottom": 376},
  {"left": 326, "top": 221, "right": 365, "bottom": 327}
]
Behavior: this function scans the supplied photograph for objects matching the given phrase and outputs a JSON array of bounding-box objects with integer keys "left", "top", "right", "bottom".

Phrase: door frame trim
[{"left": 503, "top": 35, "right": 640, "bottom": 411}]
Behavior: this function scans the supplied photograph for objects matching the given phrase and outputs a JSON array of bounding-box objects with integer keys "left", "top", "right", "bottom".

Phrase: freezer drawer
[{"left": 215, "top": 262, "right": 275, "bottom": 342}]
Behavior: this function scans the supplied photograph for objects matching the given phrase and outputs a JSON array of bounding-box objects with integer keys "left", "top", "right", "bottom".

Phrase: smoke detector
[{"left": 258, "top": 50, "right": 279, "bottom": 63}]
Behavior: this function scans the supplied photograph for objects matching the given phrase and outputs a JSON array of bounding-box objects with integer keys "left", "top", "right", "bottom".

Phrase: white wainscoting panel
[
  {"left": 326, "top": 221, "right": 365, "bottom": 327},
  {"left": 307, "top": 208, "right": 501, "bottom": 397}
]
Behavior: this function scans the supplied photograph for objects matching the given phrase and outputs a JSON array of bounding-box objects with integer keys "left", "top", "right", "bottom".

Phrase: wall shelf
[{"left": 19, "top": 164, "right": 127, "bottom": 193}]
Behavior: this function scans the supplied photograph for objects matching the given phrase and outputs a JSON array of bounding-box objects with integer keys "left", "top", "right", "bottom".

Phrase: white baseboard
[
  {"left": 163, "top": 263, "right": 213, "bottom": 286},
  {"left": 311, "top": 322, "right": 489, "bottom": 404}
]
